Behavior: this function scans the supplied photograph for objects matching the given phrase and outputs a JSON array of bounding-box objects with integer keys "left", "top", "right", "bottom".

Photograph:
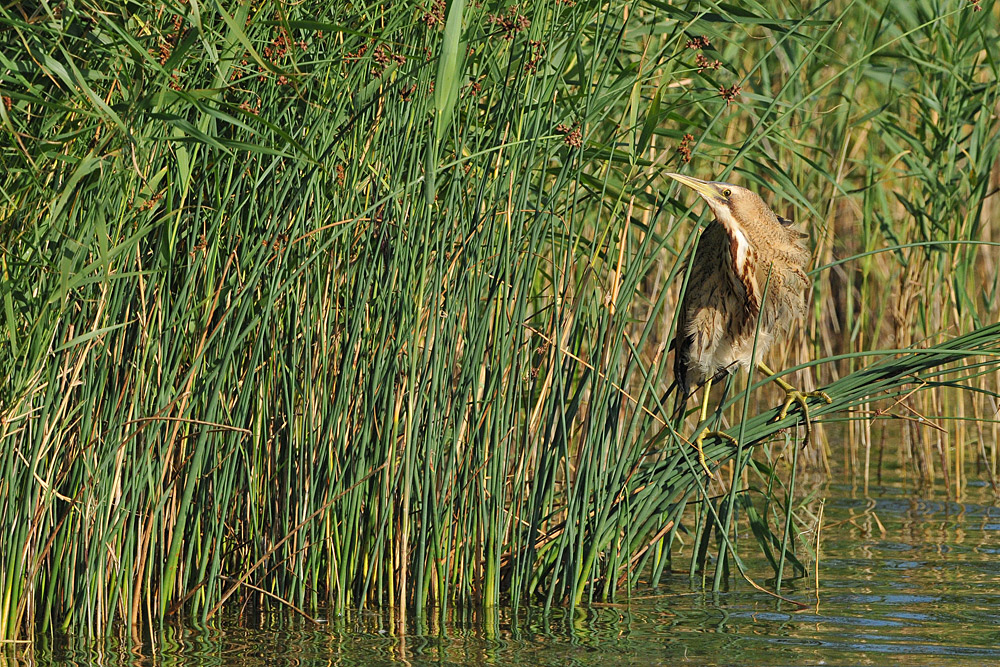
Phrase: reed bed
[{"left": 1, "top": 0, "right": 998, "bottom": 640}]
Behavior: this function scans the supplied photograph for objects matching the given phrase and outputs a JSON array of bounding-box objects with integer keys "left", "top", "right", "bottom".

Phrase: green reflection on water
[{"left": 5, "top": 470, "right": 999, "bottom": 667}]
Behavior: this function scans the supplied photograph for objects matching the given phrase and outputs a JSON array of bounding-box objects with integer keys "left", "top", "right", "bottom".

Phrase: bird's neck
[{"left": 713, "top": 208, "right": 754, "bottom": 275}]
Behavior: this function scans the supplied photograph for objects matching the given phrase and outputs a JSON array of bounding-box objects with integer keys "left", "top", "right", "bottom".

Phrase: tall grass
[{"left": 1, "top": 0, "right": 998, "bottom": 640}]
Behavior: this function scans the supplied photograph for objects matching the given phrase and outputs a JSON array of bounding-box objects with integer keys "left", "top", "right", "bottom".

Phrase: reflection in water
[{"left": 5, "top": 473, "right": 998, "bottom": 666}]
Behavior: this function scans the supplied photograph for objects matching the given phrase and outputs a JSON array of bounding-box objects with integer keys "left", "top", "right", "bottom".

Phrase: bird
[{"left": 666, "top": 172, "right": 831, "bottom": 478}]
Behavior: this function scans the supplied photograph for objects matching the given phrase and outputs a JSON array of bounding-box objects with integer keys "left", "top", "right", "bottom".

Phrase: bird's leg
[
  {"left": 758, "top": 362, "right": 832, "bottom": 446},
  {"left": 691, "top": 377, "right": 739, "bottom": 479}
]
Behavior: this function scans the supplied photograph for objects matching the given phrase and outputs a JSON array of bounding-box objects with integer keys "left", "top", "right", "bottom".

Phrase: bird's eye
[{"left": 722, "top": 188, "right": 732, "bottom": 198}]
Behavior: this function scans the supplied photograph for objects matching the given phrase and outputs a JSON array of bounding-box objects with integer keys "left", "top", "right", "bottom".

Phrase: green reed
[{"left": 1, "top": 0, "right": 998, "bottom": 641}]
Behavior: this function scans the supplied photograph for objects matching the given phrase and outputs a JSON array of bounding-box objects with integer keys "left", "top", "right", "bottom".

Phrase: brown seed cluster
[
  {"left": 372, "top": 44, "right": 407, "bottom": 76},
  {"left": 235, "top": 22, "right": 309, "bottom": 86},
  {"left": 465, "top": 78, "right": 483, "bottom": 97},
  {"left": 524, "top": 40, "right": 545, "bottom": 74},
  {"left": 400, "top": 83, "right": 417, "bottom": 101},
  {"left": 677, "top": 133, "right": 694, "bottom": 163},
  {"left": 336, "top": 164, "right": 346, "bottom": 186},
  {"left": 718, "top": 84, "right": 741, "bottom": 106},
  {"left": 970, "top": 0, "right": 982, "bottom": 9},
  {"left": 2, "top": 96, "right": 12, "bottom": 110},
  {"left": 686, "top": 36, "right": 711, "bottom": 50},
  {"left": 345, "top": 43, "right": 368, "bottom": 61},
  {"left": 138, "top": 191, "right": 164, "bottom": 211},
  {"left": 684, "top": 35, "right": 741, "bottom": 108},
  {"left": 239, "top": 100, "right": 260, "bottom": 115},
  {"left": 696, "top": 53, "right": 722, "bottom": 73},
  {"left": 262, "top": 27, "right": 293, "bottom": 62},
  {"left": 555, "top": 122, "right": 582, "bottom": 148},
  {"left": 422, "top": 0, "right": 446, "bottom": 27},
  {"left": 530, "top": 340, "right": 550, "bottom": 379},
  {"left": 152, "top": 14, "right": 187, "bottom": 90},
  {"left": 157, "top": 14, "right": 184, "bottom": 64},
  {"left": 262, "top": 233, "right": 289, "bottom": 253},
  {"left": 488, "top": 6, "right": 531, "bottom": 40},
  {"left": 190, "top": 234, "right": 208, "bottom": 258}
]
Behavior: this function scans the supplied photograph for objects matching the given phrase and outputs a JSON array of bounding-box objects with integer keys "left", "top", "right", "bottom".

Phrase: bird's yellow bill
[{"left": 666, "top": 172, "right": 720, "bottom": 202}]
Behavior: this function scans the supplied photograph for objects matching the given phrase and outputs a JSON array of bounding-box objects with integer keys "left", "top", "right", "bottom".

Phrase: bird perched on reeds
[{"left": 667, "top": 172, "right": 830, "bottom": 477}]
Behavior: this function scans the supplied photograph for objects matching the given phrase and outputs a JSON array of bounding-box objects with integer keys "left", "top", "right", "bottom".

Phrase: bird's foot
[
  {"left": 691, "top": 429, "right": 739, "bottom": 479},
  {"left": 774, "top": 389, "right": 832, "bottom": 447}
]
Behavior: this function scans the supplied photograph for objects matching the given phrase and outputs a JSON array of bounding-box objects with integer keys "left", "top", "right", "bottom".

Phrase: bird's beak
[{"left": 665, "top": 172, "right": 725, "bottom": 204}]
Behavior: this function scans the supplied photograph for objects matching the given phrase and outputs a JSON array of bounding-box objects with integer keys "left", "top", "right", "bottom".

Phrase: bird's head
[
  {"left": 665, "top": 172, "right": 806, "bottom": 301},
  {"left": 665, "top": 172, "right": 774, "bottom": 233}
]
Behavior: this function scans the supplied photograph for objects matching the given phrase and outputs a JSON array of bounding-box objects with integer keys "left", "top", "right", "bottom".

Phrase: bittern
[{"left": 667, "top": 172, "right": 830, "bottom": 477}]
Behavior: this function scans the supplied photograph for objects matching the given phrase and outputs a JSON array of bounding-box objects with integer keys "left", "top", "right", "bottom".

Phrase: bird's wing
[
  {"left": 778, "top": 214, "right": 809, "bottom": 240},
  {"left": 673, "top": 223, "right": 730, "bottom": 400}
]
